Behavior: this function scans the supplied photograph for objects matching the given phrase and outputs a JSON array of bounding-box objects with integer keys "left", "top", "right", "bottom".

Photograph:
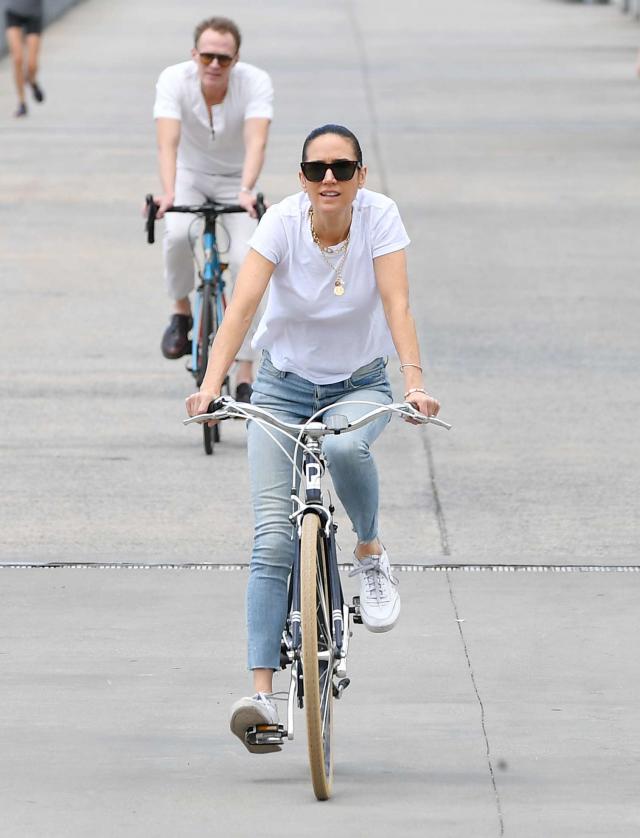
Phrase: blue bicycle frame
[{"left": 191, "top": 221, "right": 227, "bottom": 378}]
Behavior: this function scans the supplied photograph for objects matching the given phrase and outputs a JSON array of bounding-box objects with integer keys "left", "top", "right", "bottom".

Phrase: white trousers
[{"left": 163, "top": 168, "right": 262, "bottom": 362}]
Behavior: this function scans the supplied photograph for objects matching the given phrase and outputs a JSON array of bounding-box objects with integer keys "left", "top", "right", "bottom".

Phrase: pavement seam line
[
  {"left": 421, "top": 433, "right": 451, "bottom": 556},
  {"left": 446, "top": 569, "right": 505, "bottom": 836},
  {"left": 2, "top": 563, "right": 639, "bottom": 572},
  {"left": 346, "top": 0, "right": 390, "bottom": 196},
  {"left": 347, "top": 0, "right": 452, "bottom": 558}
]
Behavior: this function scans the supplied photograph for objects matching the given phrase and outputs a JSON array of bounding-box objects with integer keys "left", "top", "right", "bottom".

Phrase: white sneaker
[
  {"left": 229, "top": 692, "right": 281, "bottom": 753},
  {"left": 349, "top": 548, "right": 400, "bottom": 632}
]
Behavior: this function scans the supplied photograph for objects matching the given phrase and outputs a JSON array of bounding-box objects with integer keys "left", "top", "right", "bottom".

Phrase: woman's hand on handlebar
[
  {"left": 185, "top": 390, "right": 220, "bottom": 425},
  {"left": 405, "top": 390, "right": 440, "bottom": 424}
]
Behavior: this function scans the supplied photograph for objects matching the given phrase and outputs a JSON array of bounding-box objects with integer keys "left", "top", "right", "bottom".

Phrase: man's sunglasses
[
  {"left": 300, "top": 160, "right": 361, "bottom": 182},
  {"left": 198, "top": 52, "right": 235, "bottom": 67}
]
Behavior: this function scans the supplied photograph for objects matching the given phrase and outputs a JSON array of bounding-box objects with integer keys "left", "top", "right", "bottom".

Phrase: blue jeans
[{"left": 246, "top": 351, "right": 393, "bottom": 670}]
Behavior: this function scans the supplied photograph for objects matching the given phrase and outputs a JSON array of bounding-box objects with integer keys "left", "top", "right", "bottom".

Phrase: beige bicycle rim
[{"left": 300, "top": 513, "right": 334, "bottom": 800}]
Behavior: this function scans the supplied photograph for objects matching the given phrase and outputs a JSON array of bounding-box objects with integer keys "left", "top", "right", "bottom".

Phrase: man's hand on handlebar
[
  {"left": 237, "top": 190, "right": 268, "bottom": 219},
  {"left": 237, "top": 189, "right": 259, "bottom": 218},
  {"left": 154, "top": 193, "right": 175, "bottom": 220}
]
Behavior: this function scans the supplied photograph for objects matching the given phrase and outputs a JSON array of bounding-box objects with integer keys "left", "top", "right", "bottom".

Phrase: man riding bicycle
[{"left": 153, "top": 16, "right": 273, "bottom": 401}]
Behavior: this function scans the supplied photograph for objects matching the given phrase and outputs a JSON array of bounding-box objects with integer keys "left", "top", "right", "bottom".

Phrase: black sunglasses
[
  {"left": 198, "top": 52, "right": 235, "bottom": 67},
  {"left": 300, "top": 160, "right": 361, "bottom": 182}
]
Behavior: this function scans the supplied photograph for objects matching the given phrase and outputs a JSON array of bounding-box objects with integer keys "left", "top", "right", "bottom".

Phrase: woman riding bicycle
[{"left": 185, "top": 124, "right": 441, "bottom": 749}]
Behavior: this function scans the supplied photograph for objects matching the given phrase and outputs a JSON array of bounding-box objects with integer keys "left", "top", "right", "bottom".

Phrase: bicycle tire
[
  {"left": 203, "top": 423, "right": 213, "bottom": 455},
  {"left": 196, "top": 288, "right": 213, "bottom": 389},
  {"left": 198, "top": 288, "right": 215, "bottom": 455},
  {"left": 300, "top": 513, "right": 334, "bottom": 800},
  {"left": 211, "top": 296, "right": 223, "bottom": 444}
]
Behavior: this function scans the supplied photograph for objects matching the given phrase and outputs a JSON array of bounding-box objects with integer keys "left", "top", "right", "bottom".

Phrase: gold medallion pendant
[{"left": 309, "top": 208, "right": 350, "bottom": 298}]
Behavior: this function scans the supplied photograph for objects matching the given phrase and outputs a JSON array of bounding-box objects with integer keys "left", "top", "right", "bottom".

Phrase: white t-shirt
[
  {"left": 249, "top": 189, "right": 411, "bottom": 384},
  {"left": 153, "top": 60, "right": 274, "bottom": 176}
]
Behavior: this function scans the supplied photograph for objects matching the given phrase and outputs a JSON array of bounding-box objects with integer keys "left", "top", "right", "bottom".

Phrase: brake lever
[
  {"left": 145, "top": 194, "right": 158, "bottom": 244},
  {"left": 399, "top": 403, "right": 452, "bottom": 430}
]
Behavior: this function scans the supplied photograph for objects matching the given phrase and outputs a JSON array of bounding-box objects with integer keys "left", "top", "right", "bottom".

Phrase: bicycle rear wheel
[{"left": 300, "top": 513, "right": 334, "bottom": 800}]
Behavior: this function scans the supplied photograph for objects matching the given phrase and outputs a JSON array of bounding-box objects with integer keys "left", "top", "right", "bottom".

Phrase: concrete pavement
[{"left": 1, "top": 0, "right": 639, "bottom": 834}]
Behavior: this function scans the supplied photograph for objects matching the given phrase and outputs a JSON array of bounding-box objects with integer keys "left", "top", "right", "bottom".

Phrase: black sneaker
[
  {"left": 30, "top": 82, "right": 45, "bottom": 103},
  {"left": 235, "top": 382, "right": 253, "bottom": 403},
  {"left": 161, "top": 314, "right": 192, "bottom": 359},
  {"left": 14, "top": 102, "right": 27, "bottom": 118}
]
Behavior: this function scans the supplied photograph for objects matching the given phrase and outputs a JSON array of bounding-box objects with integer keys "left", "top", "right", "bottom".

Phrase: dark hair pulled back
[{"left": 301, "top": 124, "right": 363, "bottom": 164}]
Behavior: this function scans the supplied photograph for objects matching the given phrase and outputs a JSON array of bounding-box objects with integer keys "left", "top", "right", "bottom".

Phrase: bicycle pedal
[
  {"left": 280, "top": 651, "right": 291, "bottom": 669},
  {"left": 245, "top": 724, "right": 287, "bottom": 747},
  {"left": 332, "top": 677, "right": 350, "bottom": 699},
  {"left": 350, "top": 596, "right": 363, "bottom": 624},
  {"left": 280, "top": 637, "right": 292, "bottom": 669}
]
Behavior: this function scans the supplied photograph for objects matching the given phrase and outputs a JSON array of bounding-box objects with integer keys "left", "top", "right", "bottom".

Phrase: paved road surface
[{"left": 1, "top": 1, "right": 639, "bottom": 835}]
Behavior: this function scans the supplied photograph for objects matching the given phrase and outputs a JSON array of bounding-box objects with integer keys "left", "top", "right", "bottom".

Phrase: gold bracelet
[
  {"left": 404, "top": 387, "right": 429, "bottom": 399},
  {"left": 400, "top": 362, "right": 423, "bottom": 373}
]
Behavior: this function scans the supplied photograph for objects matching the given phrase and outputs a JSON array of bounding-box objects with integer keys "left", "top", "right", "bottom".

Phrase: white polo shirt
[
  {"left": 153, "top": 60, "right": 274, "bottom": 176},
  {"left": 249, "top": 189, "right": 411, "bottom": 384}
]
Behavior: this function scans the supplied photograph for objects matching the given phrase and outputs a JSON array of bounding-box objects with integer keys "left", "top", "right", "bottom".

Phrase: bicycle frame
[
  {"left": 190, "top": 213, "right": 227, "bottom": 382},
  {"left": 145, "top": 193, "right": 265, "bottom": 454},
  {"left": 284, "top": 439, "right": 350, "bottom": 741}
]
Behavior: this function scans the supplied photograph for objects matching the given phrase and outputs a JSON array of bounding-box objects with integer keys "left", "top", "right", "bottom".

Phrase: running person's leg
[
  {"left": 25, "top": 23, "right": 44, "bottom": 103},
  {"left": 5, "top": 16, "right": 26, "bottom": 116}
]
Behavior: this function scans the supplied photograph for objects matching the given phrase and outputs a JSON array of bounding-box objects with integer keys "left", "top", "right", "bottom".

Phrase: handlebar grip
[
  {"left": 256, "top": 192, "right": 266, "bottom": 221},
  {"left": 145, "top": 194, "right": 157, "bottom": 244},
  {"left": 206, "top": 398, "right": 225, "bottom": 413}
]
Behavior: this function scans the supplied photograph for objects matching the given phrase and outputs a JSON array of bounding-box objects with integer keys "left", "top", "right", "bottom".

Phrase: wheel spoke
[{"left": 320, "top": 665, "right": 332, "bottom": 729}]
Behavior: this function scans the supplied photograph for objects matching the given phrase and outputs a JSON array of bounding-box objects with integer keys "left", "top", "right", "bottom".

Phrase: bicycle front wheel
[
  {"left": 300, "top": 513, "right": 334, "bottom": 800},
  {"left": 198, "top": 287, "right": 216, "bottom": 454}
]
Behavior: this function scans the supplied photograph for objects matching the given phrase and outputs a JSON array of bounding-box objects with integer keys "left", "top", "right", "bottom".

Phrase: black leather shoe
[
  {"left": 161, "top": 314, "right": 192, "bottom": 359},
  {"left": 235, "top": 382, "right": 253, "bottom": 403}
]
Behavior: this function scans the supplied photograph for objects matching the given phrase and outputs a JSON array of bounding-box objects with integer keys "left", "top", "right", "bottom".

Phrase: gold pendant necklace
[{"left": 309, "top": 208, "right": 350, "bottom": 296}]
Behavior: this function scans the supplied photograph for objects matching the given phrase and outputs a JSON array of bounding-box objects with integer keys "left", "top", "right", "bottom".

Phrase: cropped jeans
[{"left": 246, "top": 351, "right": 392, "bottom": 670}]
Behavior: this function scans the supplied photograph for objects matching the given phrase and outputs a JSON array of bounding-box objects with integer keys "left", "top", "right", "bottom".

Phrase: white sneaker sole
[
  {"left": 361, "top": 595, "right": 401, "bottom": 633},
  {"left": 229, "top": 700, "right": 281, "bottom": 754}
]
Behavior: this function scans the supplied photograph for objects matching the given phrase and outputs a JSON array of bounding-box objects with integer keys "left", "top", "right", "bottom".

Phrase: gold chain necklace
[{"left": 309, "top": 208, "right": 350, "bottom": 296}]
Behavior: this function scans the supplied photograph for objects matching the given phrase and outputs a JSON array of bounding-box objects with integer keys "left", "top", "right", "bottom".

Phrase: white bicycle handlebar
[{"left": 183, "top": 396, "right": 452, "bottom": 434}]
